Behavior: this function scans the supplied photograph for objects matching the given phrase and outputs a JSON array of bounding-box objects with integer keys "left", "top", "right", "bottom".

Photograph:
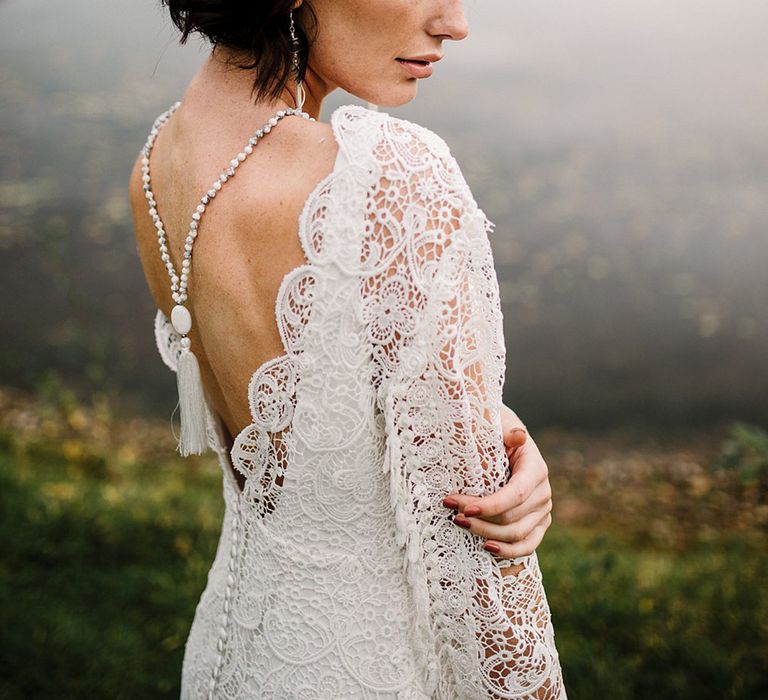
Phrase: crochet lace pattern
[{"left": 152, "top": 103, "right": 566, "bottom": 699}]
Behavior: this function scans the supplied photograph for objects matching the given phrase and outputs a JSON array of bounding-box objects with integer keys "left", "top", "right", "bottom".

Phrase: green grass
[
  {"left": 0, "top": 433, "right": 223, "bottom": 699},
  {"left": 0, "top": 390, "right": 767, "bottom": 699},
  {"left": 540, "top": 528, "right": 768, "bottom": 700}
]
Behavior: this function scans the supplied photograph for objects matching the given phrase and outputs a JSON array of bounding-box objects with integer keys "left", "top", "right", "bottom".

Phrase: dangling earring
[{"left": 288, "top": 8, "right": 306, "bottom": 112}]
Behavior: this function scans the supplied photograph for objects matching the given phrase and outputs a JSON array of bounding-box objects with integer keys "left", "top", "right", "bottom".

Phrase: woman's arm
[
  {"left": 443, "top": 405, "right": 554, "bottom": 561},
  {"left": 376, "top": 220, "right": 565, "bottom": 696},
  {"left": 359, "top": 111, "right": 565, "bottom": 696}
]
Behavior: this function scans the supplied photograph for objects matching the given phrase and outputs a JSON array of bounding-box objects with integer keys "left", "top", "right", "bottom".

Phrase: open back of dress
[{"left": 150, "top": 103, "right": 566, "bottom": 700}]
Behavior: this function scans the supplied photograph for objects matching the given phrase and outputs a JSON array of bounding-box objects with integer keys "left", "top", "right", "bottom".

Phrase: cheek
[
  {"left": 312, "top": 22, "right": 398, "bottom": 72},
  {"left": 312, "top": 26, "right": 395, "bottom": 87},
  {"left": 308, "top": 0, "right": 422, "bottom": 106},
  {"left": 312, "top": 0, "right": 416, "bottom": 71}
]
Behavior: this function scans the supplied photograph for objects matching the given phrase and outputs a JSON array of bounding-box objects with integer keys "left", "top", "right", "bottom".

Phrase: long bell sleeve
[{"left": 359, "top": 114, "right": 567, "bottom": 699}]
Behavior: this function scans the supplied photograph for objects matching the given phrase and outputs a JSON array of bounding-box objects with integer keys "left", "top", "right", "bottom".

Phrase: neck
[{"left": 193, "top": 44, "right": 329, "bottom": 121}]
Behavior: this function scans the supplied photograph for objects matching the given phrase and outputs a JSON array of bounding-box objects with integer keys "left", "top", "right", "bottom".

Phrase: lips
[{"left": 396, "top": 58, "right": 434, "bottom": 79}]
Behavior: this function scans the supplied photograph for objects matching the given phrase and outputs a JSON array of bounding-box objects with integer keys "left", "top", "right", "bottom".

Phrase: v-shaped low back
[
  {"left": 152, "top": 103, "right": 354, "bottom": 501},
  {"left": 146, "top": 102, "right": 567, "bottom": 700}
]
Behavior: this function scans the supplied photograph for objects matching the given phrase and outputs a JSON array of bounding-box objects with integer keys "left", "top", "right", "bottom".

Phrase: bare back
[{"left": 129, "top": 81, "right": 337, "bottom": 450}]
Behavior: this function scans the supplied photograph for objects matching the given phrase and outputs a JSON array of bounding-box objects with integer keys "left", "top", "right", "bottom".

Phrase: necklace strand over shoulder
[{"left": 140, "top": 101, "right": 315, "bottom": 455}]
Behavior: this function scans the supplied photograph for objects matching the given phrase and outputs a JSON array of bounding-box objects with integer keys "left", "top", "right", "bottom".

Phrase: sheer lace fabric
[{"left": 152, "top": 103, "right": 566, "bottom": 699}]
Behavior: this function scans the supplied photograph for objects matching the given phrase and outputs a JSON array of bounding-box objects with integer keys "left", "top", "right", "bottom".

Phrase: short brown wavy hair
[{"left": 161, "top": 0, "right": 318, "bottom": 102}]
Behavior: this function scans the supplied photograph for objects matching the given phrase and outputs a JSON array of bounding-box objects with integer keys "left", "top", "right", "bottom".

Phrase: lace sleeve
[{"left": 361, "top": 115, "right": 566, "bottom": 699}]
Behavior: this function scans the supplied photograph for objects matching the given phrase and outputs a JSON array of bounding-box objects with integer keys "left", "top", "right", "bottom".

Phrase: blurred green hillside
[{"left": 1, "top": 386, "right": 766, "bottom": 699}]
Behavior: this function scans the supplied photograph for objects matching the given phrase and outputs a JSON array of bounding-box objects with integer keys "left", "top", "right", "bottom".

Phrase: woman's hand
[{"left": 442, "top": 405, "right": 553, "bottom": 559}]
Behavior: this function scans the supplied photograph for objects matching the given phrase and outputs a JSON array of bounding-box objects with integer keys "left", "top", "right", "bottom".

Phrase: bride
[{"left": 129, "top": 1, "right": 566, "bottom": 697}]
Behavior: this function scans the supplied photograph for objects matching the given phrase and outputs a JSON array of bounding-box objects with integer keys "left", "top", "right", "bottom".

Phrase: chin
[{"left": 368, "top": 83, "right": 418, "bottom": 109}]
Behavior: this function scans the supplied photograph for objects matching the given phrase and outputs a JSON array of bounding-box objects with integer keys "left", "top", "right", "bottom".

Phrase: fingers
[
  {"left": 452, "top": 498, "right": 552, "bottom": 544},
  {"left": 460, "top": 446, "right": 549, "bottom": 520},
  {"left": 483, "top": 513, "right": 552, "bottom": 560},
  {"left": 503, "top": 427, "right": 528, "bottom": 453},
  {"left": 500, "top": 404, "right": 527, "bottom": 453},
  {"left": 442, "top": 493, "right": 481, "bottom": 514}
]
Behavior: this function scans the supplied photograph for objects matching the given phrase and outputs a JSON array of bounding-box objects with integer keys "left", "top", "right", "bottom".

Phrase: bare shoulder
[
  {"left": 199, "top": 112, "right": 340, "bottom": 296},
  {"left": 258, "top": 113, "right": 336, "bottom": 178},
  {"left": 232, "top": 113, "right": 337, "bottom": 225}
]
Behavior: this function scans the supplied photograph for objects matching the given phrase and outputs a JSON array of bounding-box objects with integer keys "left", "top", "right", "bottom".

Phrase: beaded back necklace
[{"left": 140, "top": 102, "right": 315, "bottom": 455}]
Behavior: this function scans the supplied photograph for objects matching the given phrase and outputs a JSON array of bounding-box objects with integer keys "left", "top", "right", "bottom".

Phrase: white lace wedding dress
[{"left": 151, "top": 103, "right": 566, "bottom": 699}]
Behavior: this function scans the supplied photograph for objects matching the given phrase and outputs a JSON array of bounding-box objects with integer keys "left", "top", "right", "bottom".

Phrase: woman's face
[{"left": 303, "top": 0, "right": 469, "bottom": 107}]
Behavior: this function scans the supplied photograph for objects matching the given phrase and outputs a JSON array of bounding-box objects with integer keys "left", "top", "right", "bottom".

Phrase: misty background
[
  {"left": 0, "top": 0, "right": 766, "bottom": 429},
  {"left": 2, "top": 2, "right": 768, "bottom": 698}
]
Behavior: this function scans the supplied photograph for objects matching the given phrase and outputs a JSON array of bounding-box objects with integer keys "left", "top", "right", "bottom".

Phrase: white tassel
[{"left": 176, "top": 341, "right": 209, "bottom": 456}]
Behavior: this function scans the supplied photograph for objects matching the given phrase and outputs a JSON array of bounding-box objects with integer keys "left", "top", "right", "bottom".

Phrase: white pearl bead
[
  {"left": 237, "top": 152, "right": 246, "bottom": 162},
  {"left": 196, "top": 204, "right": 205, "bottom": 214},
  {"left": 171, "top": 275, "right": 179, "bottom": 285},
  {"left": 185, "top": 243, "right": 192, "bottom": 252},
  {"left": 230, "top": 159, "right": 239, "bottom": 168},
  {"left": 171, "top": 304, "right": 192, "bottom": 335},
  {"left": 269, "top": 117, "right": 278, "bottom": 126},
  {"left": 181, "top": 273, "right": 188, "bottom": 282},
  {"left": 213, "top": 181, "right": 222, "bottom": 191}
]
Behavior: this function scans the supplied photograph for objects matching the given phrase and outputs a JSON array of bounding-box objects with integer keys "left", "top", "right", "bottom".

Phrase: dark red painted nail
[
  {"left": 443, "top": 496, "right": 459, "bottom": 510},
  {"left": 484, "top": 541, "right": 501, "bottom": 554},
  {"left": 454, "top": 515, "right": 471, "bottom": 528},
  {"left": 463, "top": 504, "right": 481, "bottom": 517}
]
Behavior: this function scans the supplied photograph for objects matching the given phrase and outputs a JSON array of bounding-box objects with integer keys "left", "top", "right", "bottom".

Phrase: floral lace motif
[{"left": 151, "top": 103, "right": 566, "bottom": 699}]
